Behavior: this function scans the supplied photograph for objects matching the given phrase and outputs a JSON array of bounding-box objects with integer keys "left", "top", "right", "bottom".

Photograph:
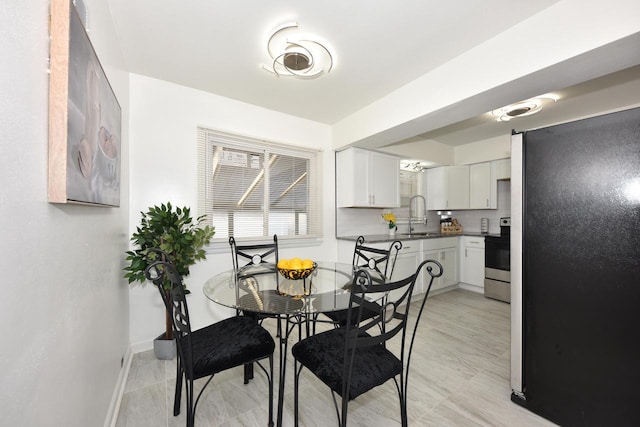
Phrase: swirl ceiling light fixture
[
  {"left": 262, "top": 22, "right": 334, "bottom": 79},
  {"left": 491, "top": 94, "right": 559, "bottom": 122}
]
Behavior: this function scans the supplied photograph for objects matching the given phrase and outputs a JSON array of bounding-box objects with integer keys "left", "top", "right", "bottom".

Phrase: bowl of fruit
[{"left": 277, "top": 258, "right": 317, "bottom": 280}]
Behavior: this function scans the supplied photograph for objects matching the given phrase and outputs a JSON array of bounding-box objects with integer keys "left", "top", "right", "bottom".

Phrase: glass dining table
[{"left": 203, "top": 261, "right": 385, "bottom": 427}]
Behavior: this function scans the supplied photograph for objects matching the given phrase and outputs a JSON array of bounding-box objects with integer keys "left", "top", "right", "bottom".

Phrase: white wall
[
  {"left": 455, "top": 135, "right": 511, "bottom": 165},
  {"left": 335, "top": 208, "right": 393, "bottom": 237},
  {"left": 381, "top": 134, "right": 511, "bottom": 167},
  {"left": 380, "top": 138, "right": 455, "bottom": 166},
  {"left": 128, "top": 75, "right": 335, "bottom": 347},
  {"left": 0, "top": 1, "right": 130, "bottom": 426}
]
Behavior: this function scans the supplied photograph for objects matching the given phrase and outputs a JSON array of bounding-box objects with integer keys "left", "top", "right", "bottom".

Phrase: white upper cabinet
[
  {"left": 426, "top": 166, "right": 469, "bottom": 210},
  {"left": 491, "top": 158, "right": 511, "bottom": 181},
  {"left": 490, "top": 158, "right": 510, "bottom": 209},
  {"left": 369, "top": 151, "right": 400, "bottom": 207},
  {"left": 336, "top": 147, "right": 400, "bottom": 208},
  {"left": 469, "top": 159, "right": 511, "bottom": 210},
  {"left": 428, "top": 159, "right": 510, "bottom": 211},
  {"left": 469, "top": 162, "right": 491, "bottom": 209}
]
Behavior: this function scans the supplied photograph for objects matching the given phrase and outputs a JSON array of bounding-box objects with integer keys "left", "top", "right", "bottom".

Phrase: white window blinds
[{"left": 198, "top": 127, "right": 322, "bottom": 241}]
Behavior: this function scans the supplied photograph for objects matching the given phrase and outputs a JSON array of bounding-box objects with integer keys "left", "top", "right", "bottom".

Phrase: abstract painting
[{"left": 49, "top": 0, "right": 121, "bottom": 206}]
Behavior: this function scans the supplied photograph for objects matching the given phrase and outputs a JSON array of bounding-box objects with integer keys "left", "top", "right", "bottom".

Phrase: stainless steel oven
[{"left": 484, "top": 217, "right": 510, "bottom": 302}]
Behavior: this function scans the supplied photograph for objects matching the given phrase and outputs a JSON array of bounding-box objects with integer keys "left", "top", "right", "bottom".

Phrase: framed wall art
[{"left": 49, "top": 0, "right": 121, "bottom": 207}]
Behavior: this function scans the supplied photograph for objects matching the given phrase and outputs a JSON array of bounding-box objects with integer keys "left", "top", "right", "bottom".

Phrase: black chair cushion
[
  {"left": 322, "top": 304, "right": 380, "bottom": 326},
  {"left": 292, "top": 328, "right": 401, "bottom": 400},
  {"left": 181, "top": 316, "right": 275, "bottom": 379}
]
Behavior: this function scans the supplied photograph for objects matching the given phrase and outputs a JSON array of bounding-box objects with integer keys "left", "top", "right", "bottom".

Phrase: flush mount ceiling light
[
  {"left": 491, "top": 94, "right": 559, "bottom": 122},
  {"left": 262, "top": 22, "right": 334, "bottom": 79},
  {"left": 400, "top": 159, "right": 434, "bottom": 171}
]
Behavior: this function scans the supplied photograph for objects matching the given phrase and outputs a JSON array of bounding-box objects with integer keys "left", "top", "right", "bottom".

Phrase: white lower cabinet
[
  {"left": 439, "top": 246, "right": 459, "bottom": 289},
  {"left": 395, "top": 239, "right": 459, "bottom": 296},
  {"left": 389, "top": 241, "right": 421, "bottom": 298},
  {"left": 422, "top": 237, "right": 458, "bottom": 292},
  {"left": 338, "top": 236, "right": 467, "bottom": 297},
  {"left": 459, "top": 236, "right": 485, "bottom": 289},
  {"left": 338, "top": 239, "right": 420, "bottom": 301}
]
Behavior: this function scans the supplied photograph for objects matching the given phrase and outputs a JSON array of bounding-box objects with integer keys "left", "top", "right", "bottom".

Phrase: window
[{"left": 198, "top": 128, "right": 322, "bottom": 241}]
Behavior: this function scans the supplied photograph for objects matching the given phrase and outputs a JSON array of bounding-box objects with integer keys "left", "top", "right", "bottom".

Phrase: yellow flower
[
  {"left": 382, "top": 213, "right": 395, "bottom": 222},
  {"left": 382, "top": 213, "right": 396, "bottom": 228}
]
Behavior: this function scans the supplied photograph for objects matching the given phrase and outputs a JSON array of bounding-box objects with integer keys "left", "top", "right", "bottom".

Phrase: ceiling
[
  {"left": 105, "top": 0, "right": 640, "bottom": 147},
  {"left": 416, "top": 65, "right": 640, "bottom": 146}
]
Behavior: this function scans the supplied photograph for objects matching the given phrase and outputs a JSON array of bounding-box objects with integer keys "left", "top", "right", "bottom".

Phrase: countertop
[{"left": 336, "top": 231, "right": 498, "bottom": 244}]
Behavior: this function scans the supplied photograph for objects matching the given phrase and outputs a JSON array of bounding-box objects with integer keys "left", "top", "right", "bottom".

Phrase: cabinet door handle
[
  {"left": 465, "top": 248, "right": 467, "bottom": 257},
  {"left": 486, "top": 198, "right": 489, "bottom": 207},
  {"left": 469, "top": 240, "right": 479, "bottom": 244}
]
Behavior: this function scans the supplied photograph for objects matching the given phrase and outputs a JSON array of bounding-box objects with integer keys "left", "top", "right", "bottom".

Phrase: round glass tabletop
[{"left": 203, "top": 261, "right": 383, "bottom": 315}]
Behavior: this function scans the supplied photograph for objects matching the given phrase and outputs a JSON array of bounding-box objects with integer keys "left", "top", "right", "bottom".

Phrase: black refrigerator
[{"left": 510, "top": 107, "right": 640, "bottom": 426}]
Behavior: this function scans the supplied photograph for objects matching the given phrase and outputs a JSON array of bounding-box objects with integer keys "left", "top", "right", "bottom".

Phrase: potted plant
[{"left": 124, "top": 202, "right": 215, "bottom": 359}]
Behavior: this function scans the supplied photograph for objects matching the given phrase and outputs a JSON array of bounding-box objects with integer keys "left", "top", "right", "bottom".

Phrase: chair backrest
[
  {"left": 342, "top": 258, "right": 443, "bottom": 400},
  {"left": 352, "top": 235, "right": 403, "bottom": 281},
  {"left": 144, "top": 256, "right": 195, "bottom": 376},
  {"left": 229, "top": 234, "right": 279, "bottom": 272}
]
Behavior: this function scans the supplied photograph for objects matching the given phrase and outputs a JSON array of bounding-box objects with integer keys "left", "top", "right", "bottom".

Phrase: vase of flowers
[{"left": 382, "top": 212, "right": 397, "bottom": 236}]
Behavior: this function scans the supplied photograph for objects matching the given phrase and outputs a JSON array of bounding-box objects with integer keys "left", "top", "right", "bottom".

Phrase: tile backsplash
[{"left": 336, "top": 180, "right": 511, "bottom": 236}]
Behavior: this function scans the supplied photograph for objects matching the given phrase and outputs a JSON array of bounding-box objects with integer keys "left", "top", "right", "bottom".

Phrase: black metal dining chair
[
  {"left": 229, "top": 235, "right": 279, "bottom": 273},
  {"left": 292, "top": 259, "right": 443, "bottom": 427},
  {"left": 228, "top": 234, "right": 281, "bottom": 326},
  {"left": 321, "top": 236, "right": 403, "bottom": 327},
  {"left": 144, "top": 257, "right": 276, "bottom": 427},
  {"left": 352, "top": 235, "right": 403, "bottom": 280},
  {"left": 229, "top": 234, "right": 282, "bottom": 383}
]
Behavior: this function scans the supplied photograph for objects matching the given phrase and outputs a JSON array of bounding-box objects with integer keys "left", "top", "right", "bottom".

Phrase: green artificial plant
[{"left": 124, "top": 202, "right": 215, "bottom": 340}]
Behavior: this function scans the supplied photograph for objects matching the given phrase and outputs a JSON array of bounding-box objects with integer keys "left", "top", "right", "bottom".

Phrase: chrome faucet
[{"left": 408, "top": 195, "right": 427, "bottom": 233}]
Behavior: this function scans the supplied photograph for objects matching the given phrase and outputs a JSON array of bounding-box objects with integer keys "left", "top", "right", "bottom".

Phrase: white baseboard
[
  {"left": 427, "top": 282, "right": 458, "bottom": 296},
  {"left": 458, "top": 282, "right": 484, "bottom": 294},
  {"left": 131, "top": 338, "right": 154, "bottom": 354},
  {"left": 104, "top": 346, "right": 133, "bottom": 427}
]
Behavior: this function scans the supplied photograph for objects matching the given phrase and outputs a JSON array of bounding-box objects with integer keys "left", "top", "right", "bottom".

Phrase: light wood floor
[{"left": 115, "top": 289, "right": 557, "bottom": 426}]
